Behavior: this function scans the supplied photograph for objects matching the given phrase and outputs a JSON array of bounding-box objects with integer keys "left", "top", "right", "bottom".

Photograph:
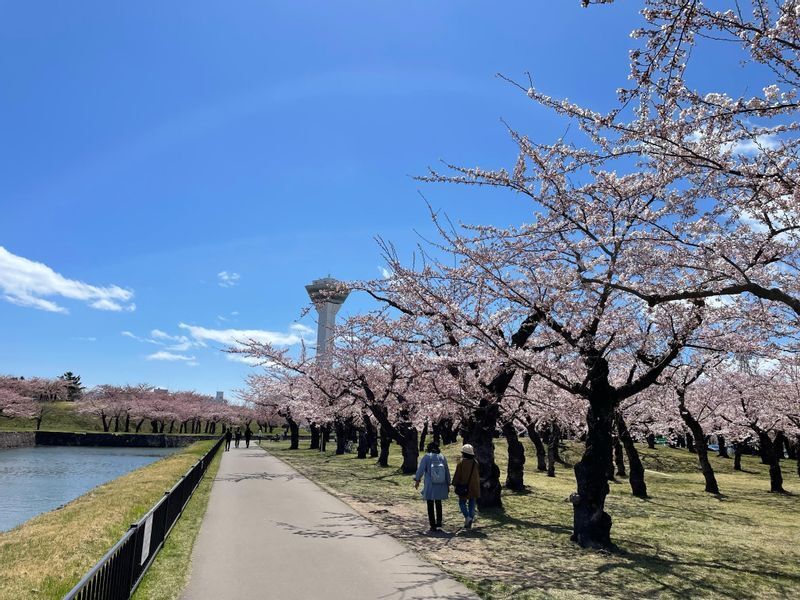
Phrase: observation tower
[{"left": 305, "top": 276, "right": 349, "bottom": 360}]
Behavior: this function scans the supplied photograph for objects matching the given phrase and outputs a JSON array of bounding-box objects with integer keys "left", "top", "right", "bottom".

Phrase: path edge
[{"left": 256, "top": 444, "right": 481, "bottom": 597}]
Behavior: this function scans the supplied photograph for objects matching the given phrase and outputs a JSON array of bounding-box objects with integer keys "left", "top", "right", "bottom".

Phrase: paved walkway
[{"left": 182, "top": 445, "right": 477, "bottom": 600}]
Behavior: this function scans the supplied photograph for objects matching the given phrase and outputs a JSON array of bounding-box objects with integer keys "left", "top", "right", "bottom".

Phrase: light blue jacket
[{"left": 414, "top": 452, "right": 451, "bottom": 501}]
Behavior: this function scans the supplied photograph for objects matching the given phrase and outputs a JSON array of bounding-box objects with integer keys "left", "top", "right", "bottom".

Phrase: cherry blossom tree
[{"left": 0, "top": 376, "right": 38, "bottom": 421}]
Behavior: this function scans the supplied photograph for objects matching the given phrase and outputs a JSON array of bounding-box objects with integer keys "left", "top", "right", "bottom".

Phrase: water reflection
[{"left": 0, "top": 446, "right": 177, "bottom": 532}]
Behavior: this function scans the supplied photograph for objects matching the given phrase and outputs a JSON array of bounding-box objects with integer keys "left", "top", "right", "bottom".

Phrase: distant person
[
  {"left": 244, "top": 427, "right": 252, "bottom": 448},
  {"left": 224, "top": 428, "right": 232, "bottom": 452},
  {"left": 234, "top": 428, "right": 242, "bottom": 448},
  {"left": 452, "top": 444, "right": 480, "bottom": 529},
  {"left": 414, "top": 442, "right": 450, "bottom": 532}
]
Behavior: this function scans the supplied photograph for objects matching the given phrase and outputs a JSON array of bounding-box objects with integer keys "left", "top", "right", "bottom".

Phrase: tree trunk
[
  {"left": 419, "top": 421, "right": 429, "bottom": 452},
  {"left": 101, "top": 414, "right": 110, "bottom": 432},
  {"left": 319, "top": 425, "right": 330, "bottom": 452},
  {"left": 646, "top": 433, "right": 656, "bottom": 449},
  {"left": 783, "top": 435, "right": 796, "bottom": 460},
  {"left": 124, "top": 413, "right": 130, "bottom": 433},
  {"left": 615, "top": 411, "right": 648, "bottom": 498},
  {"left": 686, "top": 431, "right": 696, "bottom": 454},
  {"left": 502, "top": 422, "right": 525, "bottom": 491},
  {"left": 335, "top": 421, "right": 347, "bottom": 455},
  {"left": 525, "top": 422, "right": 547, "bottom": 471},
  {"left": 774, "top": 431, "right": 788, "bottom": 459},
  {"left": 734, "top": 442, "right": 743, "bottom": 471},
  {"left": 432, "top": 421, "right": 442, "bottom": 447},
  {"left": 613, "top": 433, "right": 626, "bottom": 477},
  {"left": 356, "top": 425, "right": 369, "bottom": 459},
  {"left": 796, "top": 435, "right": 800, "bottom": 477},
  {"left": 114, "top": 415, "right": 120, "bottom": 432},
  {"left": 547, "top": 423, "right": 559, "bottom": 478},
  {"left": 757, "top": 431, "right": 785, "bottom": 493},
  {"left": 378, "top": 426, "right": 391, "bottom": 467},
  {"left": 718, "top": 434, "right": 730, "bottom": 458},
  {"left": 365, "top": 417, "right": 378, "bottom": 458},
  {"left": 309, "top": 423, "right": 320, "bottom": 450},
  {"left": 571, "top": 389, "right": 614, "bottom": 549},
  {"left": 462, "top": 401, "right": 502, "bottom": 509},
  {"left": 287, "top": 418, "right": 299, "bottom": 450},
  {"left": 678, "top": 399, "right": 719, "bottom": 494},
  {"left": 398, "top": 424, "right": 419, "bottom": 474}
]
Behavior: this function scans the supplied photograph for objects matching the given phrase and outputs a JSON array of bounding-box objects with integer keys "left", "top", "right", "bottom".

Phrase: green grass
[
  {"left": 0, "top": 401, "right": 102, "bottom": 432},
  {"left": 261, "top": 439, "right": 800, "bottom": 600},
  {"left": 132, "top": 446, "right": 223, "bottom": 600},
  {"left": 0, "top": 441, "right": 217, "bottom": 600}
]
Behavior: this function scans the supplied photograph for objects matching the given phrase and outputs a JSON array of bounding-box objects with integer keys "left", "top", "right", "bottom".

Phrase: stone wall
[
  {"left": 34, "top": 432, "right": 219, "bottom": 448},
  {"left": 0, "top": 431, "right": 36, "bottom": 449}
]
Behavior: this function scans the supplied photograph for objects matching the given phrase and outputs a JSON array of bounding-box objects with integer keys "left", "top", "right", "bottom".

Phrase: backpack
[{"left": 429, "top": 454, "right": 447, "bottom": 484}]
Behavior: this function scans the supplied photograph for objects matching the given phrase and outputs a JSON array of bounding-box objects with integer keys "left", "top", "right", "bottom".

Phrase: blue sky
[{"left": 0, "top": 1, "right": 754, "bottom": 397}]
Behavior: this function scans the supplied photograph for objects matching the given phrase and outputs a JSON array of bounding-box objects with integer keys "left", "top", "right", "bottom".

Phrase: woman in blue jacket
[{"left": 414, "top": 442, "right": 450, "bottom": 532}]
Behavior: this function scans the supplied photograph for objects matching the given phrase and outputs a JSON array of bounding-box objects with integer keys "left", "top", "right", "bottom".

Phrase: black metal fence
[{"left": 63, "top": 437, "right": 224, "bottom": 600}]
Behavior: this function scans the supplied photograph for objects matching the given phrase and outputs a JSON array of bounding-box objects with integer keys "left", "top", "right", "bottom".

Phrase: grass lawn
[
  {"left": 261, "top": 439, "right": 800, "bottom": 599},
  {"left": 0, "top": 402, "right": 101, "bottom": 432},
  {"left": 0, "top": 441, "right": 216, "bottom": 600},
  {"left": 132, "top": 446, "right": 223, "bottom": 600}
]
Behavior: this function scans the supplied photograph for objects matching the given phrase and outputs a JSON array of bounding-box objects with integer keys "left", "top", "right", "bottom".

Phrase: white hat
[{"left": 461, "top": 444, "right": 475, "bottom": 456}]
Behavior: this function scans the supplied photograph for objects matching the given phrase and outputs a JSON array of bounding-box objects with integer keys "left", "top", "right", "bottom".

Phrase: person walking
[
  {"left": 413, "top": 442, "right": 450, "bottom": 532},
  {"left": 224, "top": 428, "right": 232, "bottom": 452},
  {"left": 452, "top": 444, "right": 480, "bottom": 529},
  {"left": 244, "top": 426, "right": 252, "bottom": 449},
  {"left": 234, "top": 428, "right": 242, "bottom": 448}
]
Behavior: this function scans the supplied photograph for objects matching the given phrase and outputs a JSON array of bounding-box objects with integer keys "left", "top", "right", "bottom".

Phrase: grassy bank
[
  {"left": 261, "top": 439, "right": 800, "bottom": 599},
  {"left": 132, "top": 446, "right": 222, "bottom": 600},
  {"left": 0, "top": 401, "right": 101, "bottom": 432},
  {"left": 0, "top": 441, "right": 216, "bottom": 599}
]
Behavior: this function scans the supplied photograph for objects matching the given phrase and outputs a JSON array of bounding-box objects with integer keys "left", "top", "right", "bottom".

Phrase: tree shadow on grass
[
  {"left": 478, "top": 509, "right": 572, "bottom": 537},
  {"left": 592, "top": 545, "right": 800, "bottom": 599},
  {"left": 352, "top": 470, "right": 404, "bottom": 486}
]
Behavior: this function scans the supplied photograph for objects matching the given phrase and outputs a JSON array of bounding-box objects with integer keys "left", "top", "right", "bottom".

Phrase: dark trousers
[
  {"left": 426, "top": 500, "right": 442, "bottom": 528},
  {"left": 225, "top": 439, "right": 231, "bottom": 451}
]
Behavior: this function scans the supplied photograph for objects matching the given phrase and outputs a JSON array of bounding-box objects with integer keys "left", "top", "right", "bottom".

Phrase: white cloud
[
  {"left": 146, "top": 351, "right": 197, "bottom": 362},
  {"left": 0, "top": 246, "right": 135, "bottom": 314},
  {"left": 148, "top": 328, "right": 193, "bottom": 350},
  {"left": 289, "top": 323, "right": 315, "bottom": 336},
  {"left": 90, "top": 299, "right": 135, "bottom": 312},
  {"left": 179, "top": 322, "right": 306, "bottom": 347},
  {"left": 379, "top": 266, "right": 392, "bottom": 279},
  {"left": 727, "top": 134, "right": 780, "bottom": 155},
  {"left": 73, "top": 336, "right": 97, "bottom": 342},
  {"left": 217, "top": 271, "right": 241, "bottom": 288},
  {"left": 121, "top": 331, "right": 159, "bottom": 344}
]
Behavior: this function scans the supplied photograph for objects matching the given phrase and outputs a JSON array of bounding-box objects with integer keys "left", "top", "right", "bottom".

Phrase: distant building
[
  {"left": 215, "top": 391, "right": 224, "bottom": 403},
  {"left": 154, "top": 387, "right": 168, "bottom": 394}
]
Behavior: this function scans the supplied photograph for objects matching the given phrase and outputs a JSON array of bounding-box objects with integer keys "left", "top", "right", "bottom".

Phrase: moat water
[{"left": 0, "top": 446, "right": 176, "bottom": 532}]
